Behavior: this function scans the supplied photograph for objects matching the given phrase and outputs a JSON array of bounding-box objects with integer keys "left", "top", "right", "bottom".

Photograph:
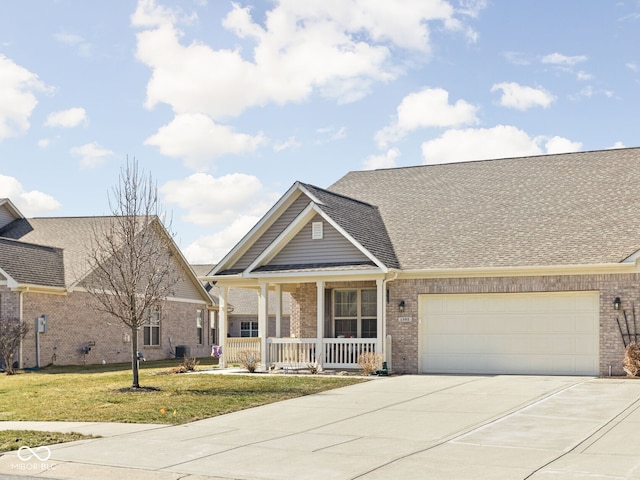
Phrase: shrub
[
  {"left": 237, "top": 350, "right": 261, "bottom": 373},
  {"left": 624, "top": 342, "right": 640, "bottom": 377},
  {"left": 357, "top": 352, "right": 382, "bottom": 376},
  {"left": 169, "top": 357, "right": 200, "bottom": 374}
]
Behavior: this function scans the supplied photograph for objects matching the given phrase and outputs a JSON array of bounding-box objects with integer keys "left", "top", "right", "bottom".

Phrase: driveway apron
[{"left": 1, "top": 375, "right": 640, "bottom": 480}]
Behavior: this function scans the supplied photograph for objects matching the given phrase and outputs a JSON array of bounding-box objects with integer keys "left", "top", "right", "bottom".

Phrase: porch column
[
  {"left": 274, "top": 284, "right": 282, "bottom": 338},
  {"left": 316, "top": 281, "right": 324, "bottom": 363},
  {"left": 376, "top": 278, "right": 384, "bottom": 357},
  {"left": 258, "top": 282, "right": 269, "bottom": 368},
  {"left": 219, "top": 286, "right": 229, "bottom": 368}
]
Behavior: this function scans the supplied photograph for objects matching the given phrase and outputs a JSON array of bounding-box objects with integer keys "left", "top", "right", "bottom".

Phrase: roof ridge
[
  {"left": 338, "top": 146, "right": 640, "bottom": 175},
  {"left": 0, "top": 236, "right": 63, "bottom": 252},
  {"left": 300, "top": 182, "right": 378, "bottom": 208}
]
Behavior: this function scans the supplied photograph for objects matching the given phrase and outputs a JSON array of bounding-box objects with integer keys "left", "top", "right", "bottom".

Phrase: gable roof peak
[{"left": 299, "top": 182, "right": 377, "bottom": 209}]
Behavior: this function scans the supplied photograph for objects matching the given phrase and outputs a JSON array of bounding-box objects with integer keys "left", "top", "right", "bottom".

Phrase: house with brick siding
[
  {"left": 206, "top": 147, "right": 640, "bottom": 376},
  {"left": 0, "top": 199, "right": 214, "bottom": 368}
]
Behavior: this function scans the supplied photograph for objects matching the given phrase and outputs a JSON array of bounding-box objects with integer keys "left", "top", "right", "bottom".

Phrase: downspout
[
  {"left": 382, "top": 271, "right": 398, "bottom": 370},
  {"left": 18, "top": 291, "right": 23, "bottom": 368}
]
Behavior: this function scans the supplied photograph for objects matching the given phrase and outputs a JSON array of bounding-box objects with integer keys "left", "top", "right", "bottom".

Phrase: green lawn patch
[
  {"left": 0, "top": 358, "right": 366, "bottom": 425},
  {"left": 0, "top": 430, "right": 94, "bottom": 453}
]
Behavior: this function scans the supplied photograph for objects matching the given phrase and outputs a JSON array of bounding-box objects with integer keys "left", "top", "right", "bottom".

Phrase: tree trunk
[{"left": 131, "top": 326, "right": 140, "bottom": 388}]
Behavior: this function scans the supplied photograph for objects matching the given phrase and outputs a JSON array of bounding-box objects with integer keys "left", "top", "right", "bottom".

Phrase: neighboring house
[
  {"left": 192, "top": 264, "right": 291, "bottom": 340},
  {"left": 0, "top": 199, "right": 214, "bottom": 367},
  {"left": 207, "top": 147, "right": 640, "bottom": 376}
]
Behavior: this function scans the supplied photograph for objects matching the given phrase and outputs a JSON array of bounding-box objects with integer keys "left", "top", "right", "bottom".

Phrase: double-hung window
[
  {"left": 143, "top": 308, "right": 161, "bottom": 346},
  {"left": 240, "top": 321, "right": 258, "bottom": 337},
  {"left": 333, "top": 289, "right": 377, "bottom": 338},
  {"left": 196, "top": 309, "right": 204, "bottom": 345}
]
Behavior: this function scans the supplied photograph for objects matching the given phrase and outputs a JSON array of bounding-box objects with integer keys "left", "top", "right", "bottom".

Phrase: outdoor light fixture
[
  {"left": 614, "top": 297, "right": 621, "bottom": 310},
  {"left": 399, "top": 300, "right": 405, "bottom": 313}
]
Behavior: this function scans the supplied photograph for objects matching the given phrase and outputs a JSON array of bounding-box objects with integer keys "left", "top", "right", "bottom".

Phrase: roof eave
[{"left": 397, "top": 262, "right": 639, "bottom": 279}]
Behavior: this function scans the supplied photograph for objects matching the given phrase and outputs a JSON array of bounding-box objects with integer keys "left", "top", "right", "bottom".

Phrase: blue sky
[{"left": 1, "top": 1, "right": 639, "bottom": 263}]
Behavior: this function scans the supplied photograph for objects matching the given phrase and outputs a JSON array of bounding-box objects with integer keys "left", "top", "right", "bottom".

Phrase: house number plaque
[{"left": 398, "top": 316, "right": 413, "bottom": 323}]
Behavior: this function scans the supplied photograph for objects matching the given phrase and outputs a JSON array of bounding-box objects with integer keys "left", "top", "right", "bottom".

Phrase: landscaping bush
[
  {"left": 237, "top": 350, "right": 261, "bottom": 373},
  {"left": 624, "top": 342, "right": 640, "bottom": 377},
  {"left": 358, "top": 352, "right": 382, "bottom": 376}
]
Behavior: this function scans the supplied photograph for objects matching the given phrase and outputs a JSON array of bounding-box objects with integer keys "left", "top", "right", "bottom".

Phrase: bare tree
[
  {"left": 84, "top": 159, "right": 180, "bottom": 388},
  {"left": 0, "top": 317, "right": 29, "bottom": 375}
]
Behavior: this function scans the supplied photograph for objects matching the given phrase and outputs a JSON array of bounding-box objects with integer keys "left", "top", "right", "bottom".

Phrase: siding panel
[
  {"left": 269, "top": 216, "right": 369, "bottom": 266},
  {"left": 235, "top": 195, "right": 310, "bottom": 269}
]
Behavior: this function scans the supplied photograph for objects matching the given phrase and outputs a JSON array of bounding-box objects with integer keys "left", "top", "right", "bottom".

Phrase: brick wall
[
  {"left": 286, "top": 274, "right": 638, "bottom": 377},
  {"left": 0, "top": 286, "right": 20, "bottom": 319},
  {"left": 387, "top": 273, "right": 640, "bottom": 376},
  {"left": 20, "top": 290, "right": 210, "bottom": 367},
  {"left": 290, "top": 283, "right": 317, "bottom": 337}
]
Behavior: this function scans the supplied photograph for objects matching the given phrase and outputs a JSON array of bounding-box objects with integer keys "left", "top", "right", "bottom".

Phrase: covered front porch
[{"left": 218, "top": 276, "right": 391, "bottom": 371}]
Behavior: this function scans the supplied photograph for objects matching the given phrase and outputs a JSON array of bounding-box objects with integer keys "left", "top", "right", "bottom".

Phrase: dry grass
[
  {"left": 0, "top": 430, "right": 94, "bottom": 453},
  {"left": 0, "top": 358, "right": 365, "bottom": 425}
]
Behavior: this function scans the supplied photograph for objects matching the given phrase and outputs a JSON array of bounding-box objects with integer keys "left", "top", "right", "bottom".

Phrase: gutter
[{"left": 398, "top": 261, "right": 640, "bottom": 280}]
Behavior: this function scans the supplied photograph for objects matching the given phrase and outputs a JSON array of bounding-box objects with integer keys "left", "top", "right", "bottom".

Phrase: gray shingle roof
[
  {"left": 1, "top": 217, "right": 116, "bottom": 286},
  {"left": 0, "top": 238, "right": 65, "bottom": 288},
  {"left": 328, "top": 147, "right": 640, "bottom": 269},
  {"left": 300, "top": 183, "right": 400, "bottom": 269}
]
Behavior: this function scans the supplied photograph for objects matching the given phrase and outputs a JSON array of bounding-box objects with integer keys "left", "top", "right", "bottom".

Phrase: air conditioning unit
[{"left": 175, "top": 345, "right": 189, "bottom": 359}]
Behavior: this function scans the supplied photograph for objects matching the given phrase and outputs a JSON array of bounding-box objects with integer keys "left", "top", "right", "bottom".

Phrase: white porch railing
[
  {"left": 322, "top": 338, "right": 377, "bottom": 368},
  {"left": 224, "top": 337, "right": 379, "bottom": 369},
  {"left": 267, "top": 338, "right": 378, "bottom": 369},
  {"left": 225, "top": 337, "right": 261, "bottom": 364},
  {"left": 267, "top": 338, "right": 317, "bottom": 368}
]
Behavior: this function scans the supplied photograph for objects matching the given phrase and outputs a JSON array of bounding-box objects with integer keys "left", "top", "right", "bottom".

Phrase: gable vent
[{"left": 312, "top": 221, "right": 323, "bottom": 240}]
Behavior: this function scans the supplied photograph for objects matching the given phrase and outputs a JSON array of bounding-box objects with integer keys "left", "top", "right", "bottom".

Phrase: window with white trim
[
  {"left": 333, "top": 289, "right": 377, "bottom": 338},
  {"left": 240, "top": 321, "right": 259, "bottom": 337},
  {"left": 143, "top": 308, "right": 161, "bottom": 346},
  {"left": 196, "top": 309, "right": 204, "bottom": 344}
]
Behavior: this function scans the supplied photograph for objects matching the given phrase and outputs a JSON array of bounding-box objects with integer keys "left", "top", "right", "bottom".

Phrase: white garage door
[{"left": 419, "top": 292, "right": 599, "bottom": 375}]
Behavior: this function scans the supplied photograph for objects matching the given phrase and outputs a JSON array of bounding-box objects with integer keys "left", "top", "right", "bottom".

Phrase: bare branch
[{"left": 83, "top": 158, "right": 180, "bottom": 387}]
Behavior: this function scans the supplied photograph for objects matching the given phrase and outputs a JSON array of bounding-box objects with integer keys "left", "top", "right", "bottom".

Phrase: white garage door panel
[{"left": 420, "top": 292, "right": 599, "bottom": 375}]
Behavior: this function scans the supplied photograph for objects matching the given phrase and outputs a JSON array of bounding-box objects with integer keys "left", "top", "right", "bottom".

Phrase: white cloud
[
  {"left": 421, "top": 125, "right": 581, "bottom": 164},
  {"left": 316, "top": 125, "right": 347, "bottom": 144},
  {"left": 363, "top": 148, "right": 400, "bottom": 170},
  {"left": 375, "top": 87, "right": 478, "bottom": 148},
  {"left": 491, "top": 82, "right": 555, "bottom": 111},
  {"left": 70, "top": 142, "right": 114, "bottom": 168},
  {"left": 144, "top": 113, "right": 266, "bottom": 170},
  {"left": 0, "top": 175, "right": 61, "bottom": 216},
  {"left": 183, "top": 215, "right": 261, "bottom": 264},
  {"left": 610, "top": 141, "right": 626, "bottom": 149},
  {"left": 576, "top": 71, "right": 592, "bottom": 81},
  {"left": 503, "top": 51, "right": 530, "bottom": 66},
  {"left": 0, "top": 54, "right": 49, "bottom": 142},
  {"left": 132, "top": 0, "right": 481, "bottom": 119},
  {"left": 544, "top": 136, "right": 582, "bottom": 154},
  {"left": 44, "top": 107, "right": 88, "bottom": 128},
  {"left": 160, "top": 172, "right": 279, "bottom": 227},
  {"left": 132, "top": 0, "right": 484, "bottom": 168},
  {"left": 53, "top": 32, "right": 93, "bottom": 57},
  {"left": 273, "top": 136, "right": 301, "bottom": 152},
  {"left": 626, "top": 62, "right": 640, "bottom": 72},
  {"left": 541, "top": 52, "right": 587, "bottom": 66},
  {"left": 163, "top": 171, "right": 283, "bottom": 263}
]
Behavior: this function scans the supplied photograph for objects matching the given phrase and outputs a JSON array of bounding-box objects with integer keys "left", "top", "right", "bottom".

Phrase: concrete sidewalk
[{"left": 1, "top": 375, "right": 640, "bottom": 479}]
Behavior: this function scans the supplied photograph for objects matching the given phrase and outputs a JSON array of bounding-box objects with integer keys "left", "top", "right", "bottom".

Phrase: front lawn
[{"left": 0, "top": 359, "right": 366, "bottom": 426}]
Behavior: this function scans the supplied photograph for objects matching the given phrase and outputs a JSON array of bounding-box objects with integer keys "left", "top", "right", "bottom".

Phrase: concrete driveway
[{"left": 2, "top": 375, "right": 640, "bottom": 479}]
